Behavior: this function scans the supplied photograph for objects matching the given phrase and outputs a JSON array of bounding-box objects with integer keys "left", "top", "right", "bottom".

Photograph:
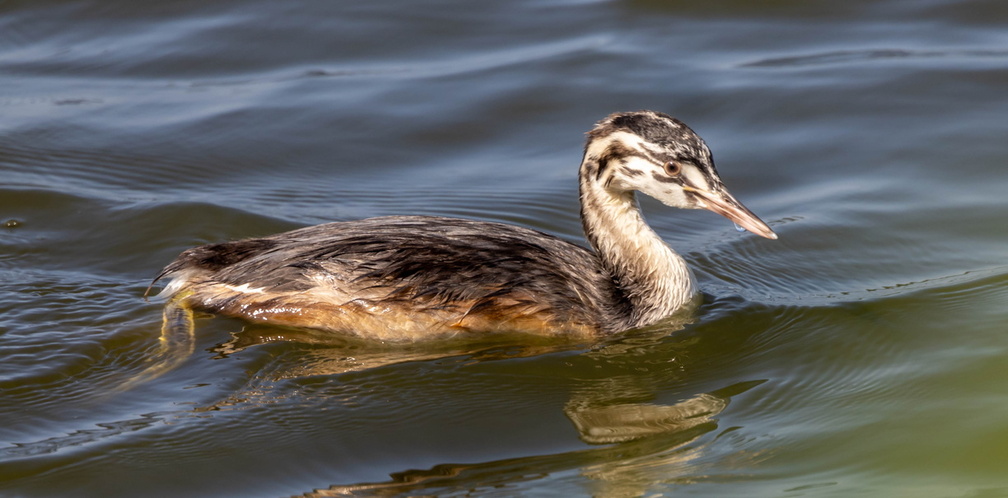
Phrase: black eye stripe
[
  {"left": 650, "top": 170, "right": 680, "bottom": 184},
  {"left": 595, "top": 142, "right": 661, "bottom": 180}
]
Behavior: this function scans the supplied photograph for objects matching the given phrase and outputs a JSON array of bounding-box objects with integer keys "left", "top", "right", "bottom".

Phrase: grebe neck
[{"left": 579, "top": 159, "right": 699, "bottom": 328}]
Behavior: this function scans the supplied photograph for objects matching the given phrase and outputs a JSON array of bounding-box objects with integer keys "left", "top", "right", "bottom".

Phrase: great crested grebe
[{"left": 147, "top": 111, "right": 777, "bottom": 342}]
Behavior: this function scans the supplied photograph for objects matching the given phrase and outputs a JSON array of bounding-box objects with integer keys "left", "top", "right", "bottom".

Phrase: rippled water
[{"left": 2, "top": 0, "right": 1007, "bottom": 496}]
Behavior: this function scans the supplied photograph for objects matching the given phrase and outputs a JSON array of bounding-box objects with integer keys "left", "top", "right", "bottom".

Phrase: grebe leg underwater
[{"left": 147, "top": 111, "right": 777, "bottom": 343}]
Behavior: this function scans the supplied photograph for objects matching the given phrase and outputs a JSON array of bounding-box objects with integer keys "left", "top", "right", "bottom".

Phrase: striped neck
[{"left": 578, "top": 155, "right": 699, "bottom": 328}]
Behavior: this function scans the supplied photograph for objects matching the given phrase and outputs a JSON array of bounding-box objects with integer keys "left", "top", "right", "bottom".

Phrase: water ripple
[{"left": 742, "top": 48, "right": 1008, "bottom": 68}]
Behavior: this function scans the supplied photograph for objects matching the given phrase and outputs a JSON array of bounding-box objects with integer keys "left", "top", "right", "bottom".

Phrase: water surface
[{"left": 2, "top": 0, "right": 1007, "bottom": 496}]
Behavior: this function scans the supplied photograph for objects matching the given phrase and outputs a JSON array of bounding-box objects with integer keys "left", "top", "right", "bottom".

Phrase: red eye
[{"left": 664, "top": 161, "right": 681, "bottom": 176}]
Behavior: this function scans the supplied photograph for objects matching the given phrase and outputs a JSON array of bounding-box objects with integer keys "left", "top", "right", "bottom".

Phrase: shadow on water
[
  {"left": 174, "top": 303, "right": 768, "bottom": 497},
  {"left": 194, "top": 299, "right": 770, "bottom": 497},
  {"left": 298, "top": 381, "right": 763, "bottom": 498}
]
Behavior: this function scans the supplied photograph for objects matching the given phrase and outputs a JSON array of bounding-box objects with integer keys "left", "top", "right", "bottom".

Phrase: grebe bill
[{"left": 147, "top": 111, "right": 776, "bottom": 343}]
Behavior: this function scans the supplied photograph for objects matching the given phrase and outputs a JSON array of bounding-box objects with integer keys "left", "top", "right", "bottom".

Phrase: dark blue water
[{"left": 2, "top": 0, "right": 1007, "bottom": 496}]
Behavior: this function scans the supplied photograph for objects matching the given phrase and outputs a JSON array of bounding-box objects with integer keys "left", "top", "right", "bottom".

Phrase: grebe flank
[{"left": 147, "top": 111, "right": 776, "bottom": 342}]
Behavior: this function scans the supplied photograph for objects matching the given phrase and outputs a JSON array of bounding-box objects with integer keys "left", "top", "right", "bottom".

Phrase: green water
[{"left": 2, "top": 0, "right": 1007, "bottom": 496}]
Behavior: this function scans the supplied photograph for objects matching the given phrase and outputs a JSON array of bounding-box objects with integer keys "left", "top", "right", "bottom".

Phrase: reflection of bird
[{"left": 148, "top": 111, "right": 776, "bottom": 341}]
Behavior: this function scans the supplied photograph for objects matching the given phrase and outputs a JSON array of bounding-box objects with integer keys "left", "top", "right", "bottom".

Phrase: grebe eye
[{"left": 663, "top": 161, "right": 681, "bottom": 176}]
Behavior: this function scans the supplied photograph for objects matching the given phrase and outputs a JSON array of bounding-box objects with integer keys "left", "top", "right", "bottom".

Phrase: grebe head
[{"left": 584, "top": 110, "right": 777, "bottom": 240}]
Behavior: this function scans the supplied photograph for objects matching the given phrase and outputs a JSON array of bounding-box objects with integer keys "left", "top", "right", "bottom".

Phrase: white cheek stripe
[{"left": 623, "top": 155, "right": 657, "bottom": 170}]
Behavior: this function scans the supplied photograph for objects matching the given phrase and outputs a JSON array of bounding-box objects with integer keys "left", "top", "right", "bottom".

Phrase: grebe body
[
  {"left": 155, "top": 216, "right": 627, "bottom": 341},
  {"left": 149, "top": 111, "right": 776, "bottom": 341}
]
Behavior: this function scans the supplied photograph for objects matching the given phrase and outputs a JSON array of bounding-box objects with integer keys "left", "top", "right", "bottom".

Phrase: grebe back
[{"left": 148, "top": 111, "right": 776, "bottom": 342}]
